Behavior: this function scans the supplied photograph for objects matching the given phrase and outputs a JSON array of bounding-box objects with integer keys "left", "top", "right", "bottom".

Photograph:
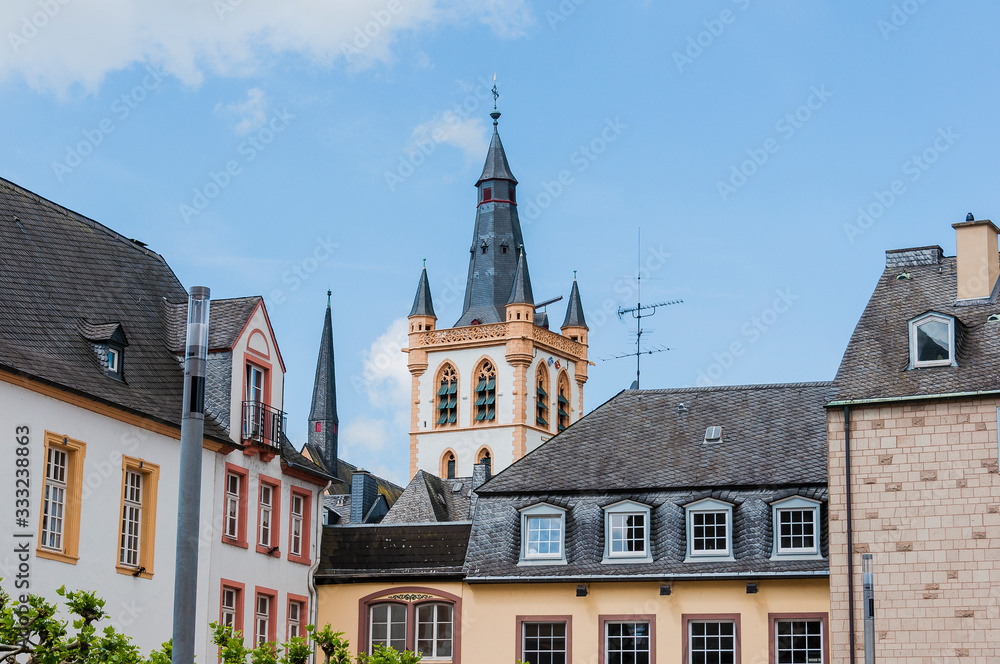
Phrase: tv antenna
[{"left": 601, "top": 229, "right": 682, "bottom": 389}]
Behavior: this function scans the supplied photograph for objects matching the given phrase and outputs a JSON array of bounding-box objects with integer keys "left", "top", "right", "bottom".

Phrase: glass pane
[{"left": 916, "top": 320, "right": 950, "bottom": 362}]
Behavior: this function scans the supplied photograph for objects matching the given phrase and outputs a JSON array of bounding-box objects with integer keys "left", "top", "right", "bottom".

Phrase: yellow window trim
[
  {"left": 115, "top": 455, "right": 159, "bottom": 580},
  {"left": 36, "top": 432, "right": 86, "bottom": 565}
]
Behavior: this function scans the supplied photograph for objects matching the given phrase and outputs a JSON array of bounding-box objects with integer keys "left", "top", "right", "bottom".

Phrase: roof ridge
[
  {"left": 632, "top": 381, "right": 834, "bottom": 395},
  {"left": 0, "top": 176, "right": 172, "bottom": 266}
]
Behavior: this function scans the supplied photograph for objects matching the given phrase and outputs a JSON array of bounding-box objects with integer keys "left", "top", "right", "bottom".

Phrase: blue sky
[{"left": 3, "top": 1, "right": 999, "bottom": 484}]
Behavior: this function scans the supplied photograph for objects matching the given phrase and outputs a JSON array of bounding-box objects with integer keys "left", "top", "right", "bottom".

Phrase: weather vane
[{"left": 491, "top": 73, "right": 499, "bottom": 110}]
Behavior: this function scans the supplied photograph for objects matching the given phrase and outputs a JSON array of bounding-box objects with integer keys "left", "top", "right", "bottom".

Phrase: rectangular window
[
  {"left": 610, "top": 512, "right": 646, "bottom": 555},
  {"left": 41, "top": 447, "right": 67, "bottom": 551},
  {"left": 290, "top": 494, "right": 304, "bottom": 557},
  {"left": 221, "top": 587, "right": 239, "bottom": 629},
  {"left": 416, "top": 603, "right": 453, "bottom": 659},
  {"left": 369, "top": 604, "right": 406, "bottom": 653},
  {"left": 119, "top": 470, "right": 142, "bottom": 567},
  {"left": 288, "top": 601, "right": 303, "bottom": 639},
  {"left": 778, "top": 509, "right": 817, "bottom": 553},
  {"left": 522, "top": 622, "right": 567, "bottom": 664},
  {"left": 255, "top": 593, "right": 272, "bottom": 646},
  {"left": 774, "top": 620, "right": 823, "bottom": 664},
  {"left": 226, "top": 472, "right": 241, "bottom": 539},
  {"left": 483, "top": 186, "right": 492, "bottom": 201},
  {"left": 689, "top": 620, "right": 736, "bottom": 664},
  {"left": 606, "top": 621, "right": 651, "bottom": 664},
  {"left": 526, "top": 515, "right": 563, "bottom": 559},
  {"left": 258, "top": 484, "right": 273, "bottom": 547},
  {"left": 691, "top": 511, "right": 729, "bottom": 554}
]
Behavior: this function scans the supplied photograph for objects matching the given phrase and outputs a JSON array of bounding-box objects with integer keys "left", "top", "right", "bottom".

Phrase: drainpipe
[
  {"left": 308, "top": 480, "right": 331, "bottom": 664},
  {"left": 844, "top": 405, "right": 856, "bottom": 664}
]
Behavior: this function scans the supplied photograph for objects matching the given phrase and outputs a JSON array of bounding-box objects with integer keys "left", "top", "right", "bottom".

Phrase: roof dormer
[
  {"left": 907, "top": 311, "right": 958, "bottom": 369},
  {"left": 79, "top": 320, "right": 129, "bottom": 381}
]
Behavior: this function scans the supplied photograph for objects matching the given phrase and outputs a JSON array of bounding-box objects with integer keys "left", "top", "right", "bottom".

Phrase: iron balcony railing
[{"left": 241, "top": 400, "right": 283, "bottom": 450}]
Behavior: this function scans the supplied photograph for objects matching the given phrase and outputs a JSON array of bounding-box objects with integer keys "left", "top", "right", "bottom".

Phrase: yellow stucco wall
[{"left": 317, "top": 578, "right": 829, "bottom": 664}]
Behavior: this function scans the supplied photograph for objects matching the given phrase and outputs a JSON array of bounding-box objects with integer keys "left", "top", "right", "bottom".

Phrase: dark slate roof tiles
[
  {"left": 316, "top": 523, "right": 472, "bottom": 579},
  {"left": 381, "top": 471, "right": 472, "bottom": 524}
]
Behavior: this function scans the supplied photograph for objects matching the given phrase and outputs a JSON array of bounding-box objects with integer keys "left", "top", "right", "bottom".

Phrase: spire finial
[
  {"left": 327, "top": 290, "right": 332, "bottom": 307},
  {"left": 490, "top": 73, "right": 501, "bottom": 126},
  {"left": 573, "top": 270, "right": 577, "bottom": 280},
  {"left": 422, "top": 258, "right": 426, "bottom": 268}
]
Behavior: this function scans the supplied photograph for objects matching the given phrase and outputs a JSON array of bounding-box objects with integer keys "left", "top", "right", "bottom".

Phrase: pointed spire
[
  {"left": 308, "top": 294, "right": 339, "bottom": 473},
  {"left": 507, "top": 246, "right": 534, "bottom": 306},
  {"left": 561, "top": 274, "right": 588, "bottom": 329},
  {"left": 408, "top": 263, "right": 436, "bottom": 318},
  {"left": 477, "top": 120, "right": 517, "bottom": 185}
]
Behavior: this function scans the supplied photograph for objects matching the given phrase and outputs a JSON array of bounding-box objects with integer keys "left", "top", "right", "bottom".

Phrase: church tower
[
  {"left": 306, "top": 291, "right": 340, "bottom": 475},
  {"left": 405, "top": 109, "right": 589, "bottom": 480}
]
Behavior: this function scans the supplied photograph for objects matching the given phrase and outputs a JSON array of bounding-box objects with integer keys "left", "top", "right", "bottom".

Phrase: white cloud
[
  {"left": 1, "top": 0, "right": 533, "bottom": 95},
  {"left": 215, "top": 87, "right": 268, "bottom": 135},
  {"left": 409, "top": 113, "right": 489, "bottom": 163}
]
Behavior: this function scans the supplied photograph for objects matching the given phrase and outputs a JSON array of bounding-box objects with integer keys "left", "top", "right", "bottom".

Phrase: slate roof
[
  {"left": 408, "top": 266, "right": 436, "bottom": 318},
  {"left": 280, "top": 435, "right": 334, "bottom": 483},
  {"left": 381, "top": 471, "right": 473, "bottom": 524},
  {"left": 476, "top": 121, "right": 517, "bottom": 185},
  {"left": 307, "top": 296, "right": 340, "bottom": 473},
  {"left": 561, "top": 278, "right": 587, "bottom": 329},
  {"left": 479, "top": 383, "right": 836, "bottom": 494},
  {"left": 163, "top": 297, "right": 261, "bottom": 353},
  {"left": 833, "top": 246, "right": 1000, "bottom": 402},
  {"left": 0, "top": 177, "right": 233, "bottom": 443},
  {"left": 313, "top": 451, "right": 404, "bottom": 502},
  {"left": 316, "top": 523, "right": 472, "bottom": 581},
  {"left": 506, "top": 249, "right": 534, "bottom": 306}
]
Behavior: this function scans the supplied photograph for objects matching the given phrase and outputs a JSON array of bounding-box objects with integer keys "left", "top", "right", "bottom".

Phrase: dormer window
[
  {"left": 602, "top": 500, "right": 652, "bottom": 563},
  {"left": 519, "top": 503, "right": 567, "bottom": 564},
  {"left": 685, "top": 498, "right": 735, "bottom": 561},
  {"left": 908, "top": 312, "right": 957, "bottom": 368},
  {"left": 770, "top": 496, "right": 822, "bottom": 559}
]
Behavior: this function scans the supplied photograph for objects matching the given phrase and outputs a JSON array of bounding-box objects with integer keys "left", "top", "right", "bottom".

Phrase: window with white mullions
[
  {"left": 416, "top": 603, "right": 453, "bottom": 659},
  {"left": 908, "top": 312, "right": 956, "bottom": 368},
  {"left": 225, "top": 472, "right": 241, "bottom": 539},
  {"left": 526, "top": 516, "right": 563, "bottom": 558},
  {"left": 290, "top": 494, "right": 304, "bottom": 557},
  {"left": 119, "top": 470, "right": 143, "bottom": 567},
  {"left": 258, "top": 484, "right": 273, "bottom": 547},
  {"left": 610, "top": 513, "right": 646, "bottom": 555},
  {"left": 369, "top": 603, "right": 406, "bottom": 653},
  {"left": 692, "top": 511, "right": 728, "bottom": 554},
  {"left": 41, "top": 447, "right": 67, "bottom": 551},
  {"left": 221, "top": 587, "right": 238, "bottom": 628},
  {"left": 605, "top": 621, "right": 650, "bottom": 664},
  {"left": 288, "top": 601, "right": 303, "bottom": 639},
  {"left": 255, "top": 594, "right": 271, "bottom": 645},
  {"left": 522, "top": 622, "right": 567, "bottom": 664},
  {"left": 775, "top": 620, "right": 823, "bottom": 664},
  {"left": 778, "top": 509, "right": 816, "bottom": 552},
  {"left": 689, "top": 620, "right": 736, "bottom": 664}
]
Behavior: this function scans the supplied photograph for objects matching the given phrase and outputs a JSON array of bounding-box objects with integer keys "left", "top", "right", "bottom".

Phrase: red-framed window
[
  {"left": 682, "top": 613, "right": 741, "bottom": 664},
  {"left": 256, "top": 474, "right": 281, "bottom": 556},
  {"left": 517, "top": 615, "right": 572, "bottom": 664},
  {"left": 219, "top": 579, "right": 245, "bottom": 637},
  {"left": 222, "top": 463, "right": 249, "bottom": 548},
  {"left": 288, "top": 487, "right": 312, "bottom": 565},
  {"left": 359, "top": 587, "right": 462, "bottom": 663},
  {"left": 287, "top": 593, "right": 309, "bottom": 641},
  {"left": 254, "top": 586, "right": 277, "bottom": 646},
  {"left": 768, "top": 613, "right": 829, "bottom": 664}
]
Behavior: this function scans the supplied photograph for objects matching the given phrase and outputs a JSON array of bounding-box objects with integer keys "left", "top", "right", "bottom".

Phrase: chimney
[
  {"left": 472, "top": 461, "right": 492, "bottom": 491},
  {"left": 952, "top": 214, "right": 1000, "bottom": 300},
  {"left": 350, "top": 469, "right": 378, "bottom": 524}
]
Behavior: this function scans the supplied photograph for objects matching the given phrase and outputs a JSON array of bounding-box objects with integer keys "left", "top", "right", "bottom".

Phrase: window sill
[
  {"left": 770, "top": 552, "right": 823, "bottom": 562},
  {"left": 35, "top": 548, "right": 78, "bottom": 565},
  {"left": 255, "top": 544, "right": 281, "bottom": 557},
  {"left": 221, "top": 536, "right": 249, "bottom": 549},
  {"left": 287, "top": 553, "right": 311, "bottom": 566},
  {"left": 602, "top": 554, "right": 653, "bottom": 565},
  {"left": 517, "top": 558, "right": 568, "bottom": 567},
  {"left": 116, "top": 564, "right": 153, "bottom": 580},
  {"left": 684, "top": 554, "right": 735, "bottom": 563}
]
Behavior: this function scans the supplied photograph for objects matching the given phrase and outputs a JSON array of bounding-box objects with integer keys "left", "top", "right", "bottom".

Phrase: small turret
[
  {"left": 408, "top": 262, "right": 437, "bottom": 333},
  {"left": 560, "top": 274, "right": 588, "bottom": 345},
  {"left": 505, "top": 247, "right": 534, "bottom": 324}
]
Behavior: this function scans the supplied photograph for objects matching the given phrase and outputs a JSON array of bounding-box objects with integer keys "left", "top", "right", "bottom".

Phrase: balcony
[{"left": 241, "top": 401, "right": 284, "bottom": 451}]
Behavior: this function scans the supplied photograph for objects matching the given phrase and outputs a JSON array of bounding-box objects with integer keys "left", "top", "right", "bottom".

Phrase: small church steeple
[
  {"left": 408, "top": 261, "right": 437, "bottom": 333},
  {"left": 308, "top": 291, "right": 340, "bottom": 475}
]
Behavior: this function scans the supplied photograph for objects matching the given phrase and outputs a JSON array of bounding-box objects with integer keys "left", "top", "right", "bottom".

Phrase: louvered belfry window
[
  {"left": 535, "top": 369, "right": 549, "bottom": 429},
  {"left": 436, "top": 365, "right": 458, "bottom": 427},
  {"left": 474, "top": 361, "right": 497, "bottom": 422},
  {"left": 557, "top": 373, "right": 570, "bottom": 432}
]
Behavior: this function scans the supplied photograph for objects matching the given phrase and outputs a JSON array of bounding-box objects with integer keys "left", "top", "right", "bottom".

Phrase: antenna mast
[{"left": 602, "top": 228, "right": 682, "bottom": 389}]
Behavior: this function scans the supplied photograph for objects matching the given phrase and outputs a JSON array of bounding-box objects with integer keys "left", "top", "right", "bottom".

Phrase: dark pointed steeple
[
  {"left": 456, "top": 110, "right": 526, "bottom": 326},
  {"left": 507, "top": 247, "right": 534, "bottom": 305},
  {"left": 561, "top": 275, "right": 588, "bottom": 329},
  {"left": 307, "top": 291, "right": 339, "bottom": 474},
  {"left": 408, "top": 262, "right": 436, "bottom": 318}
]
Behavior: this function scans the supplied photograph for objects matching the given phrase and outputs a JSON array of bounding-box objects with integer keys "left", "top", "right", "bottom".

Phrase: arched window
[
  {"left": 368, "top": 603, "right": 407, "bottom": 653},
  {"left": 435, "top": 364, "right": 458, "bottom": 428},
  {"left": 441, "top": 451, "right": 456, "bottom": 480},
  {"left": 557, "top": 372, "right": 571, "bottom": 432},
  {"left": 474, "top": 360, "right": 497, "bottom": 423},
  {"left": 476, "top": 448, "right": 492, "bottom": 476},
  {"left": 535, "top": 366, "right": 550, "bottom": 430}
]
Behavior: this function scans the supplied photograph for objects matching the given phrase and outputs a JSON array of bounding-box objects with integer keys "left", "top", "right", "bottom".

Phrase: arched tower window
[
  {"left": 441, "top": 451, "right": 456, "bottom": 479},
  {"left": 435, "top": 364, "right": 458, "bottom": 428},
  {"left": 474, "top": 360, "right": 497, "bottom": 423},
  {"left": 557, "top": 372, "right": 571, "bottom": 432},
  {"left": 476, "top": 448, "right": 492, "bottom": 476},
  {"left": 535, "top": 365, "right": 550, "bottom": 430}
]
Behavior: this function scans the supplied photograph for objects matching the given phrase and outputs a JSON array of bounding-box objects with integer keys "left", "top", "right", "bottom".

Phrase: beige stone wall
[{"left": 827, "top": 399, "right": 1000, "bottom": 664}]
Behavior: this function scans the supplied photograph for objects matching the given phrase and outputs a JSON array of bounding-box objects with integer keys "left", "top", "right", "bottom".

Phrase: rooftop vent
[
  {"left": 896, "top": 272, "right": 911, "bottom": 281},
  {"left": 677, "top": 402, "right": 688, "bottom": 414},
  {"left": 988, "top": 314, "right": 1000, "bottom": 323},
  {"left": 704, "top": 426, "right": 723, "bottom": 444}
]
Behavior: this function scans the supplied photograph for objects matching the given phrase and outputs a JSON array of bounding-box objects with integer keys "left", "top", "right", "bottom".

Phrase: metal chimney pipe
[
  {"left": 172, "top": 286, "right": 210, "bottom": 664},
  {"left": 862, "top": 553, "right": 875, "bottom": 664}
]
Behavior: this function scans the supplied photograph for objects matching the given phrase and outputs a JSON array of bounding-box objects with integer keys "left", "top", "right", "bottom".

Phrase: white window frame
[
  {"left": 119, "top": 469, "right": 143, "bottom": 567},
  {"left": 107, "top": 347, "right": 120, "bottom": 373},
  {"left": 685, "top": 498, "right": 735, "bottom": 561},
  {"left": 288, "top": 600, "right": 302, "bottom": 639},
  {"left": 255, "top": 593, "right": 271, "bottom": 646},
  {"left": 774, "top": 618, "right": 824, "bottom": 664},
  {"left": 369, "top": 603, "right": 407, "bottom": 653},
  {"left": 519, "top": 503, "right": 568, "bottom": 565},
  {"left": 688, "top": 619, "right": 737, "bottom": 663},
  {"left": 522, "top": 622, "right": 568, "bottom": 664},
  {"left": 605, "top": 620, "right": 652, "bottom": 664},
  {"left": 41, "top": 447, "right": 68, "bottom": 552},
  {"left": 225, "top": 472, "right": 241, "bottom": 539},
  {"left": 221, "top": 587, "right": 238, "bottom": 629},
  {"left": 602, "top": 500, "right": 653, "bottom": 563},
  {"left": 908, "top": 312, "right": 957, "bottom": 369},
  {"left": 258, "top": 483, "right": 273, "bottom": 548},
  {"left": 290, "top": 493, "right": 304, "bottom": 557},
  {"left": 771, "top": 496, "right": 822, "bottom": 560},
  {"left": 415, "top": 602, "right": 454, "bottom": 660}
]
